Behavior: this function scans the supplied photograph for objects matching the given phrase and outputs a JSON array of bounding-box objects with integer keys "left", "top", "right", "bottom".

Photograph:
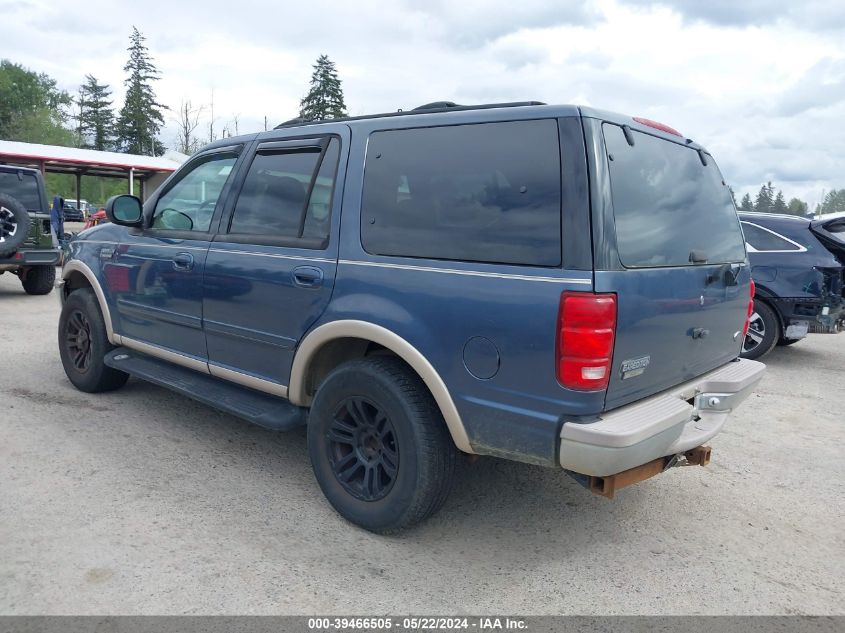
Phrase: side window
[
  {"left": 741, "top": 222, "right": 803, "bottom": 252},
  {"left": 360, "top": 120, "right": 562, "bottom": 267},
  {"left": 153, "top": 153, "right": 237, "bottom": 232},
  {"left": 229, "top": 138, "right": 340, "bottom": 246}
]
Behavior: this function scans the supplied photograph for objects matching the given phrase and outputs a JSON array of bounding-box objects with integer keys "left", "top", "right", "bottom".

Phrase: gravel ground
[{"left": 0, "top": 272, "right": 843, "bottom": 615}]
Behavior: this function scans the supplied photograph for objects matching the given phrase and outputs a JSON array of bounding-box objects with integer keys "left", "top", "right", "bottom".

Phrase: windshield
[{"left": 604, "top": 123, "right": 746, "bottom": 268}]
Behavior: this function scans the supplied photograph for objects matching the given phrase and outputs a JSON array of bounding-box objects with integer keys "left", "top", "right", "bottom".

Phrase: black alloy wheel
[
  {"left": 64, "top": 309, "right": 94, "bottom": 373},
  {"left": 328, "top": 396, "right": 399, "bottom": 502}
]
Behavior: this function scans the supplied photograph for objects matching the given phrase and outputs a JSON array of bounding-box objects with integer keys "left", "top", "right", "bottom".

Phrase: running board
[{"left": 104, "top": 347, "right": 307, "bottom": 431}]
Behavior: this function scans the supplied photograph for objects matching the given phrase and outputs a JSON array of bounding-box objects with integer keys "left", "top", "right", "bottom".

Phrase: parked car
[
  {"left": 62, "top": 199, "right": 86, "bottom": 222},
  {"left": 58, "top": 102, "right": 764, "bottom": 532},
  {"left": 738, "top": 212, "right": 845, "bottom": 359},
  {"left": 0, "top": 164, "right": 61, "bottom": 294}
]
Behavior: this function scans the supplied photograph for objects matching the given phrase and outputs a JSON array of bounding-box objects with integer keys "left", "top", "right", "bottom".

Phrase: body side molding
[{"left": 289, "top": 320, "right": 474, "bottom": 453}]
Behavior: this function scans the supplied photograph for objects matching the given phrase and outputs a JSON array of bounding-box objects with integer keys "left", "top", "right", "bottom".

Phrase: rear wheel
[
  {"left": 741, "top": 300, "right": 780, "bottom": 360},
  {"left": 307, "top": 357, "right": 457, "bottom": 533},
  {"left": 58, "top": 288, "right": 129, "bottom": 392},
  {"left": 20, "top": 265, "right": 56, "bottom": 295}
]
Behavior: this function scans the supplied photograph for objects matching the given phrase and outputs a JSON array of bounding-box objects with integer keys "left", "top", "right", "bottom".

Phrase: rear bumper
[
  {"left": 0, "top": 248, "right": 61, "bottom": 269},
  {"left": 559, "top": 358, "right": 766, "bottom": 477}
]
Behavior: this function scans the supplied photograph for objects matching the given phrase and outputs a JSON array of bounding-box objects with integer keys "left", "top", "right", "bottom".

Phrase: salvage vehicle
[
  {"left": 0, "top": 164, "right": 60, "bottom": 294},
  {"left": 739, "top": 212, "right": 845, "bottom": 359},
  {"left": 58, "top": 102, "right": 765, "bottom": 532}
]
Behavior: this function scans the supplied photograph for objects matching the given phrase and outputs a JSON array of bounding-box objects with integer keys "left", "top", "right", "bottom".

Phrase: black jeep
[{"left": 0, "top": 165, "right": 61, "bottom": 295}]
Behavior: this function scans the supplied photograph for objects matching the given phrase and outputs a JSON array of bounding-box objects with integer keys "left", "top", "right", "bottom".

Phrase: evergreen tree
[
  {"left": 816, "top": 189, "right": 845, "bottom": 215},
  {"left": 754, "top": 182, "right": 775, "bottom": 213},
  {"left": 116, "top": 27, "right": 165, "bottom": 156},
  {"left": 787, "top": 198, "right": 809, "bottom": 216},
  {"left": 739, "top": 193, "right": 754, "bottom": 212},
  {"left": 78, "top": 74, "right": 115, "bottom": 151},
  {"left": 772, "top": 190, "right": 787, "bottom": 214},
  {"left": 299, "top": 54, "right": 347, "bottom": 121}
]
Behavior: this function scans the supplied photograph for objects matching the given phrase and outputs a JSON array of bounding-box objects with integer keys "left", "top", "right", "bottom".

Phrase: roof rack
[{"left": 274, "top": 100, "right": 547, "bottom": 129}]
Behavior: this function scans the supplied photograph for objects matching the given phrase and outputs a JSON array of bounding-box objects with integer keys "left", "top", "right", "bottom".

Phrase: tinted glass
[
  {"left": 303, "top": 139, "right": 340, "bottom": 241},
  {"left": 361, "top": 120, "right": 562, "bottom": 266},
  {"left": 0, "top": 171, "right": 40, "bottom": 210},
  {"left": 604, "top": 124, "right": 746, "bottom": 267},
  {"left": 153, "top": 154, "right": 237, "bottom": 232},
  {"left": 742, "top": 222, "right": 801, "bottom": 251},
  {"left": 230, "top": 149, "right": 322, "bottom": 237}
]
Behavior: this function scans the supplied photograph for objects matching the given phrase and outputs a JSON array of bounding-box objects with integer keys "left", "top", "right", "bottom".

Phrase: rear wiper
[{"left": 689, "top": 250, "right": 708, "bottom": 264}]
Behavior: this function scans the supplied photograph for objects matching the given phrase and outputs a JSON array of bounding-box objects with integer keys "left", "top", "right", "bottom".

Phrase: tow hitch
[{"left": 583, "top": 445, "right": 712, "bottom": 499}]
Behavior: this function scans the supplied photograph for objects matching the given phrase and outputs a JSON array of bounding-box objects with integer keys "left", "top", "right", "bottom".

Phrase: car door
[
  {"left": 107, "top": 146, "right": 242, "bottom": 363},
  {"left": 202, "top": 129, "right": 348, "bottom": 393}
]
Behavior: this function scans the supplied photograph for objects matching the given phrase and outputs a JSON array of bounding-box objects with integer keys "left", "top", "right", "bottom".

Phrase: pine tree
[
  {"left": 754, "top": 182, "right": 775, "bottom": 213},
  {"left": 772, "top": 190, "right": 787, "bottom": 214},
  {"left": 116, "top": 27, "right": 165, "bottom": 156},
  {"left": 786, "top": 198, "right": 809, "bottom": 216},
  {"left": 299, "top": 55, "right": 347, "bottom": 121},
  {"left": 78, "top": 74, "right": 115, "bottom": 151},
  {"left": 739, "top": 193, "right": 754, "bottom": 212},
  {"left": 817, "top": 189, "right": 845, "bottom": 215}
]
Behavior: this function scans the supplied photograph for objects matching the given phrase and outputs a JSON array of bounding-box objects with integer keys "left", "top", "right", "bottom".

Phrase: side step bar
[{"left": 104, "top": 347, "right": 307, "bottom": 432}]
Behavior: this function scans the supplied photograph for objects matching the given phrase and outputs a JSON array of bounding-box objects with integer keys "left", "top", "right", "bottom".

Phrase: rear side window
[
  {"left": 230, "top": 138, "right": 340, "bottom": 245},
  {"left": 361, "top": 120, "right": 562, "bottom": 266},
  {"left": 604, "top": 124, "right": 746, "bottom": 267},
  {"left": 0, "top": 170, "right": 40, "bottom": 211},
  {"left": 741, "top": 222, "right": 803, "bottom": 252}
]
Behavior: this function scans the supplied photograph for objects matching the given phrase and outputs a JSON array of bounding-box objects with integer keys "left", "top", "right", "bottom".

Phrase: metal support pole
[
  {"left": 75, "top": 172, "right": 82, "bottom": 211},
  {"left": 129, "top": 168, "right": 135, "bottom": 196}
]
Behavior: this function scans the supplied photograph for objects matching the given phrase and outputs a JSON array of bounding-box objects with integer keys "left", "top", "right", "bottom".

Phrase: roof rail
[{"left": 274, "top": 100, "right": 547, "bottom": 129}]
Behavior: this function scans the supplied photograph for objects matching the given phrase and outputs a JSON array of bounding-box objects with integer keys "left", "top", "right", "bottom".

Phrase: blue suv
[{"left": 58, "top": 102, "right": 765, "bottom": 532}]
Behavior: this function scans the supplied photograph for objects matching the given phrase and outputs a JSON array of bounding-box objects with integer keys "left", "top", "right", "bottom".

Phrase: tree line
[
  {"left": 735, "top": 182, "right": 845, "bottom": 217},
  {"left": 1, "top": 28, "right": 347, "bottom": 157},
  {"left": 0, "top": 27, "right": 347, "bottom": 204}
]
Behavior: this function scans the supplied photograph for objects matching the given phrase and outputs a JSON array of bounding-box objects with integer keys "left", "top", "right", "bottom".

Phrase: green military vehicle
[{"left": 0, "top": 164, "right": 61, "bottom": 294}]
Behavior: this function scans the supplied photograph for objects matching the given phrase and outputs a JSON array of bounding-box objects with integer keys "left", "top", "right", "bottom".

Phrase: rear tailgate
[{"left": 596, "top": 121, "right": 750, "bottom": 411}]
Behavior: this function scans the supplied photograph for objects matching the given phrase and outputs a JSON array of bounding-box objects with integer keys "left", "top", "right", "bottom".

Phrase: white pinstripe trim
[{"left": 338, "top": 259, "right": 592, "bottom": 284}]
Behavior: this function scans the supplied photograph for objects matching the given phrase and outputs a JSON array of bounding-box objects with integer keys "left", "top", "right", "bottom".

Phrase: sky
[{"left": 2, "top": 0, "right": 844, "bottom": 208}]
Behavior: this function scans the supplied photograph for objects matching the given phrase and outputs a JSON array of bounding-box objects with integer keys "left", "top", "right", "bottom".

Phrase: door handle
[
  {"left": 292, "top": 265, "right": 324, "bottom": 288},
  {"left": 172, "top": 252, "right": 194, "bottom": 271}
]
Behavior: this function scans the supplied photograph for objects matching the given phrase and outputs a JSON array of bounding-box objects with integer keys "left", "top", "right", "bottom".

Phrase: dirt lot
[{"left": 1, "top": 271, "right": 843, "bottom": 615}]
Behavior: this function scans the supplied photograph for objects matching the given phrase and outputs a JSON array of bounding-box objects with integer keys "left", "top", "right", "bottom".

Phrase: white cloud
[{"left": 1, "top": 0, "right": 843, "bottom": 206}]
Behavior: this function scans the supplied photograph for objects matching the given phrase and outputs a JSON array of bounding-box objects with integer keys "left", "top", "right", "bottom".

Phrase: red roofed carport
[{"left": 0, "top": 140, "right": 188, "bottom": 210}]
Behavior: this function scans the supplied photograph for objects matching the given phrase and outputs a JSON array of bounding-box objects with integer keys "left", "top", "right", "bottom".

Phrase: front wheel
[
  {"left": 58, "top": 288, "right": 129, "bottom": 393},
  {"left": 741, "top": 300, "right": 780, "bottom": 360},
  {"left": 307, "top": 357, "right": 457, "bottom": 534}
]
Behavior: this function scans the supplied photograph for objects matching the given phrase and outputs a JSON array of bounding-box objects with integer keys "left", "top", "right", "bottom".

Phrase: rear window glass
[
  {"left": 0, "top": 170, "right": 41, "bottom": 210},
  {"left": 604, "top": 124, "right": 746, "bottom": 267},
  {"left": 361, "top": 119, "right": 562, "bottom": 266},
  {"left": 741, "top": 222, "right": 802, "bottom": 252}
]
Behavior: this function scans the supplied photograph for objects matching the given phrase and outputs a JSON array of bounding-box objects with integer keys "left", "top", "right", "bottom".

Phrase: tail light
[
  {"left": 557, "top": 292, "right": 617, "bottom": 391},
  {"left": 742, "top": 279, "right": 756, "bottom": 338}
]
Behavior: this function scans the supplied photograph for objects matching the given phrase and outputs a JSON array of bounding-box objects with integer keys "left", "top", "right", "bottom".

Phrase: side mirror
[{"left": 105, "top": 195, "right": 143, "bottom": 227}]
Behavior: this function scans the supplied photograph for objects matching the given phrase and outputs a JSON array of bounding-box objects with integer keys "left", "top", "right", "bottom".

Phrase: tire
[
  {"left": 58, "top": 288, "right": 129, "bottom": 393},
  {"left": 741, "top": 299, "right": 780, "bottom": 360},
  {"left": 776, "top": 337, "right": 802, "bottom": 347},
  {"left": 0, "top": 193, "right": 31, "bottom": 257},
  {"left": 21, "top": 265, "right": 56, "bottom": 295},
  {"left": 307, "top": 357, "right": 457, "bottom": 534}
]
